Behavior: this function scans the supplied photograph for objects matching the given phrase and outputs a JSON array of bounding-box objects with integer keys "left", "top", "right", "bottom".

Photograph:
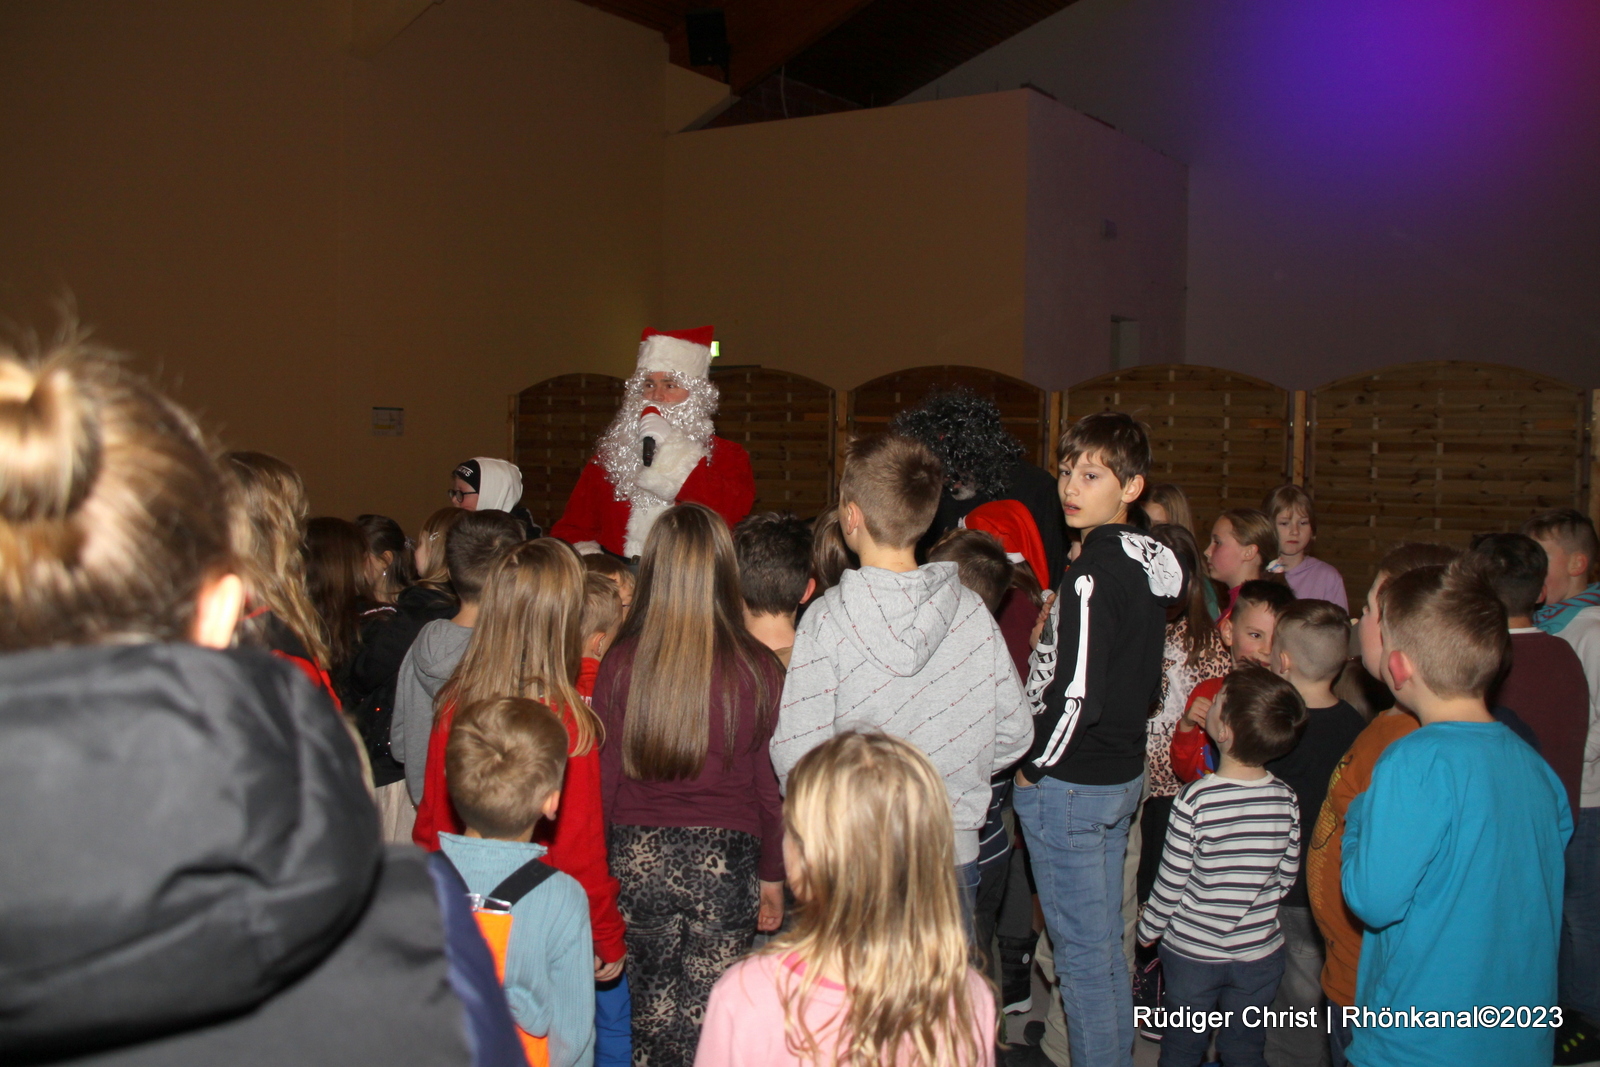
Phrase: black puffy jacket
[{"left": 0, "top": 643, "right": 515, "bottom": 1066}]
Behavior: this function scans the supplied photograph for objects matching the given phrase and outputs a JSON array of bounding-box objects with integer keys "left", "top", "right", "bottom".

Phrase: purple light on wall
[{"left": 1232, "top": 0, "right": 1600, "bottom": 209}]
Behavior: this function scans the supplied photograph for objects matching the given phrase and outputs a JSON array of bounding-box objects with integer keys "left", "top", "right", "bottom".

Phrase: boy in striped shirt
[{"left": 1137, "top": 664, "right": 1309, "bottom": 1067}]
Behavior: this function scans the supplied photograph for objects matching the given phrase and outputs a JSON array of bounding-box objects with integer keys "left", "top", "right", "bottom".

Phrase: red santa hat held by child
[{"left": 961, "top": 499, "right": 1049, "bottom": 586}]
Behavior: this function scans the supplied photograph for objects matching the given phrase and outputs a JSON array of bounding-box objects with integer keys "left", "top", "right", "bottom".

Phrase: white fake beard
[{"left": 596, "top": 375, "right": 719, "bottom": 504}]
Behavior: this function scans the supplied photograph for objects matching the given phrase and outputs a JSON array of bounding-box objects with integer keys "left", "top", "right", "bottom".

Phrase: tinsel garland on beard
[{"left": 596, "top": 373, "right": 720, "bottom": 503}]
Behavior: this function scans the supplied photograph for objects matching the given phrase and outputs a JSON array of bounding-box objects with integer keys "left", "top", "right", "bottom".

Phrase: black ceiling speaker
[{"left": 686, "top": 9, "right": 730, "bottom": 73}]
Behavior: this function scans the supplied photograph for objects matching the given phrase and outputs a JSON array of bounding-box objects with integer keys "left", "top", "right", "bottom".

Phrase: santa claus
[{"left": 550, "top": 326, "right": 755, "bottom": 558}]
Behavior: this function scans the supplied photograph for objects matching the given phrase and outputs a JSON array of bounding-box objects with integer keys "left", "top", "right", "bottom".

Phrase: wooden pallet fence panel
[
  {"left": 1064, "top": 364, "right": 1292, "bottom": 537},
  {"left": 513, "top": 373, "right": 627, "bottom": 532},
  {"left": 1308, "top": 361, "right": 1589, "bottom": 592},
  {"left": 847, "top": 365, "right": 1050, "bottom": 468},
  {"left": 712, "top": 366, "right": 836, "bottom": 518}
]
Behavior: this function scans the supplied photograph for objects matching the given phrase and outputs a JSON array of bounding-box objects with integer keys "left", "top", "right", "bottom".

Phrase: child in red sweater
[
  {"left": 1171, "top": 580, "right": 1296, "bottom": 781},
  {"left": 579, "top": 572, "right": 623, "bottom": 699},
  {"left": 577, "top": 570, "right": 630, "bottom": 1067},
  {"left": 413, "top": 540, "right": 627, "bottom": 984}
]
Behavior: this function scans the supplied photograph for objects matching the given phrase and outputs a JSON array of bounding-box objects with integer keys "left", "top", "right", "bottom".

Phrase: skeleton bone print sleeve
[{"left": 1022, "top": 525, "right": 1178, "bottom": 785}]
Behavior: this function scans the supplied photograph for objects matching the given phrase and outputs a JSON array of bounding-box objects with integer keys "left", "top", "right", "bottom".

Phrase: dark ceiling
[{"left": 580, "top": 0, "right": 1079, "bottom": 124}]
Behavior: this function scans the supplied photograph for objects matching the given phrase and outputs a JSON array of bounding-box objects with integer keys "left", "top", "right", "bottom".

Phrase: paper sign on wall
[{"left": 372, "top": 407, "right": 404, "bottom": 436}]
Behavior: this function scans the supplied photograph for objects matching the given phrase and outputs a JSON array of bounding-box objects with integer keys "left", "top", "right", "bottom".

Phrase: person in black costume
[{"left": 894, "top": 388, "right": 1071, "bottom": 588}]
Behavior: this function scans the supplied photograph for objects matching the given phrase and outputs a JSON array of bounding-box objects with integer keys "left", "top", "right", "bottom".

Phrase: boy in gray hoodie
[
  {"left": 392, "top": 509, "right": 524, "bottom": 804},
  {"left": 771, "top": 434, "right": 1033, "bottom": 915}
]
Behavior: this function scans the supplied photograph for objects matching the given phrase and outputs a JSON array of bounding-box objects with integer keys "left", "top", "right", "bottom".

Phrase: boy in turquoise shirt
[
  {"left": 438, "top": 696, "right": 596, "bottom": 1067},
  {"left": 1344, "top": 560, "right": 1571, "bottom": 1067}
]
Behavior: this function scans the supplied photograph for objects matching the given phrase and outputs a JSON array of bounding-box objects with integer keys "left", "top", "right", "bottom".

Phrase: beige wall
[
  {"left": 0, "top": 0, "right": 665, "bottom": 529},
  {"left": 660, "top": 90, "right": 1185, "bottom": 395},
  {"left": 661, "top": 93, "right": 1032, "bottom": 393},
  {"left": 0, "top": 5, "right": 1187, "bottom": 531},
  {"left": 1026, "top": 92, "right": 1188, "bottom": 388}
]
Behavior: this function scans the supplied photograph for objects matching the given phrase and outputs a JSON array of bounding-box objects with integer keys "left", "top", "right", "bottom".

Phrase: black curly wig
[{"left": 891, "top": 388, "right": 1024, "bottom": 498}]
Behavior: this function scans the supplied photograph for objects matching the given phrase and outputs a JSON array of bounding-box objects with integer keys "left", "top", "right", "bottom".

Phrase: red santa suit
[
  {"left": 552, "top": 439, "right": 754, "bottom": 557},
  {"left": 551, "top": 326, "right": 756, "bottom": 557}
]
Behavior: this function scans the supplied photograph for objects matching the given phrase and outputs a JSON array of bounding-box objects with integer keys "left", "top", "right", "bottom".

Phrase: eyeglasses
[{"left": 448, "top": 489, "right": 479, "bottom": 504}]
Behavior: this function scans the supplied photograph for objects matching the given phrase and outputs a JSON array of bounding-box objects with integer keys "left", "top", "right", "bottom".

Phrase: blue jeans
[
  {"left": 1562, "top": 806, "right": 1600, "bottom": 1021},
  {"left": 1158, "top": 944, "right": 1286, "bottom": 1067},
  {"left": 594, "top": 973, "right": 631, "bottom": 1067},
  {"left": 1017, "top": 773, "right": 1143, "bottom": 1067}
]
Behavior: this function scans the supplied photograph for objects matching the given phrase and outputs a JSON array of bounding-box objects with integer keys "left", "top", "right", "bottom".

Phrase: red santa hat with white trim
[{"left": 637, "top": 325, "right": 714, "bottom": 382}]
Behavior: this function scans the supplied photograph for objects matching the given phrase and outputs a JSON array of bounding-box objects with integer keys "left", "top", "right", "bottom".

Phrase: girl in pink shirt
[
  {"left": 694, "top": 731, "right": 996, "bottom": 1067},
  {"left": 1262, "top": 485, "right": 1349, "bottom": 610}
]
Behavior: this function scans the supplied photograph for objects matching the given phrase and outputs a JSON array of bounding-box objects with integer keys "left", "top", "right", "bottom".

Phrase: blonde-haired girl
[
  {"left": 697, "top": 730, "right": 996, "bottom": 1066},
  {"left": 1205, "top": 507, "right": 1282, "bottom": 619},
  {"left": 411, "top": 537, "right": 628, "bottom": 979},
  {"left": 220, "top": 450, "right": 335, "bottom": 697},
  {"left": 413, "top": 505, "right": 465, "bottom": 596}
]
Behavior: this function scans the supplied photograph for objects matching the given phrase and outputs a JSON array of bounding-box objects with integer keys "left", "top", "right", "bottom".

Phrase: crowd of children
[{"left": 2, "top": 333, "right": 1596, "bottom": 1067}]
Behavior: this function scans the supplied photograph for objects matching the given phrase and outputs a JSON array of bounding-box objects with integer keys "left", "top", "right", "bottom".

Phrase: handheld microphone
[{"left": 640, "top": 405, "right": 664, "bottom": 467}]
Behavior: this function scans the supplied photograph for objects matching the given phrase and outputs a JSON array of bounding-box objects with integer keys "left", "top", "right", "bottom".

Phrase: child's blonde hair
[
  {"left": 0, "top": 333, "right": 231, "bottom": 648},
  {"left": 771, "top": 731, "right": 990, "bottom": 1067},
  {"left": 438, "top": 538, "right": 599, "bottom": 755},
  {"left": 447, "top": 696, "right": 569, "bottom": 839},
  {"left": 1218, "top": 508, "right": 1278, "bottom": 582},
  {"left": 1146, "top": 482, "right": 1195, "bottom": 535},
  {"left": 837, "top": 434, "right": 944, "bottom": 550},
  {"left": 580, "top": 571, "right": 623, "bottom": 643},
  {"left": 1262, "top": 484, "right": 1315, "bottom": 529},
  {"left": 583, "top": 552, "right": 636, "bottom": 604},
  {"left": 221, "top": 450, "right": 330, "bottom": 668},
  {"left": 415, "top": 506, "right": 465, "bottom": 592}
]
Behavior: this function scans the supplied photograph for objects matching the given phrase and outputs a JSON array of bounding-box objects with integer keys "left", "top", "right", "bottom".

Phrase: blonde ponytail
[{"left": 0, "top": 329, "right": 231, "bottom": 648}]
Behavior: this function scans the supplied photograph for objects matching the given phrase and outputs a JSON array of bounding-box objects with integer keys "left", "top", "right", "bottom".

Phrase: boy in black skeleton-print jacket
[
  {"left": 1014, "top": 412, "right": 1180, "bottom": 1067},
  {"left": 1021, "top": 522, "right": 1180, "bottom": 784}
]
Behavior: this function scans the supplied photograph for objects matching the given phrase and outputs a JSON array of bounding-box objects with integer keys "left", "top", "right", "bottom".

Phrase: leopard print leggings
[{"left": 608, "top": 824, "right": 761, "bottom": 1067}]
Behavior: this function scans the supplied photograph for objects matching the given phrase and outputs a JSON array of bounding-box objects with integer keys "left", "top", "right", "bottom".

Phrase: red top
[
  {"left": 550, "top": 436, "right": 755, "bottom": 557},
  {"left": 1170, "top": 676, "right": 1224, "bottom": 783},
  {"left": 996, "top": 589, "right": 1037, "bottom": 680},
  {"left": 411, "top": 704, "right": 459, "bottom": 851},
  {"left": 412, "top": 675, "right": 628, "bottom": 963},
  {"left": 270, "top": 650, "right": 341, "bottom": 711},
  {"left": 1496, "top": 630, "right": 1589, "bottom": 816},
  {"left": 593, "top": 638, "right": 787, "bottom": 882}
]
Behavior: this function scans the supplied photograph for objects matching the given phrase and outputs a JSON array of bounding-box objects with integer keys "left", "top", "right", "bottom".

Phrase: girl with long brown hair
[
  {"left": 411, "top": 539, "right": 629, "bottom": 982},
  {"left": 1140, "top": 523, "right": 1231, "bottom": 901},
  {"left": 303, "top": 516, "right": 368, "bottom": 699},
  {"left": 592, "top": 503, "right": 786, "bottom": 1065},
  {"left": 697, "top": 731, "right": 996, "bottom": 1066}
]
